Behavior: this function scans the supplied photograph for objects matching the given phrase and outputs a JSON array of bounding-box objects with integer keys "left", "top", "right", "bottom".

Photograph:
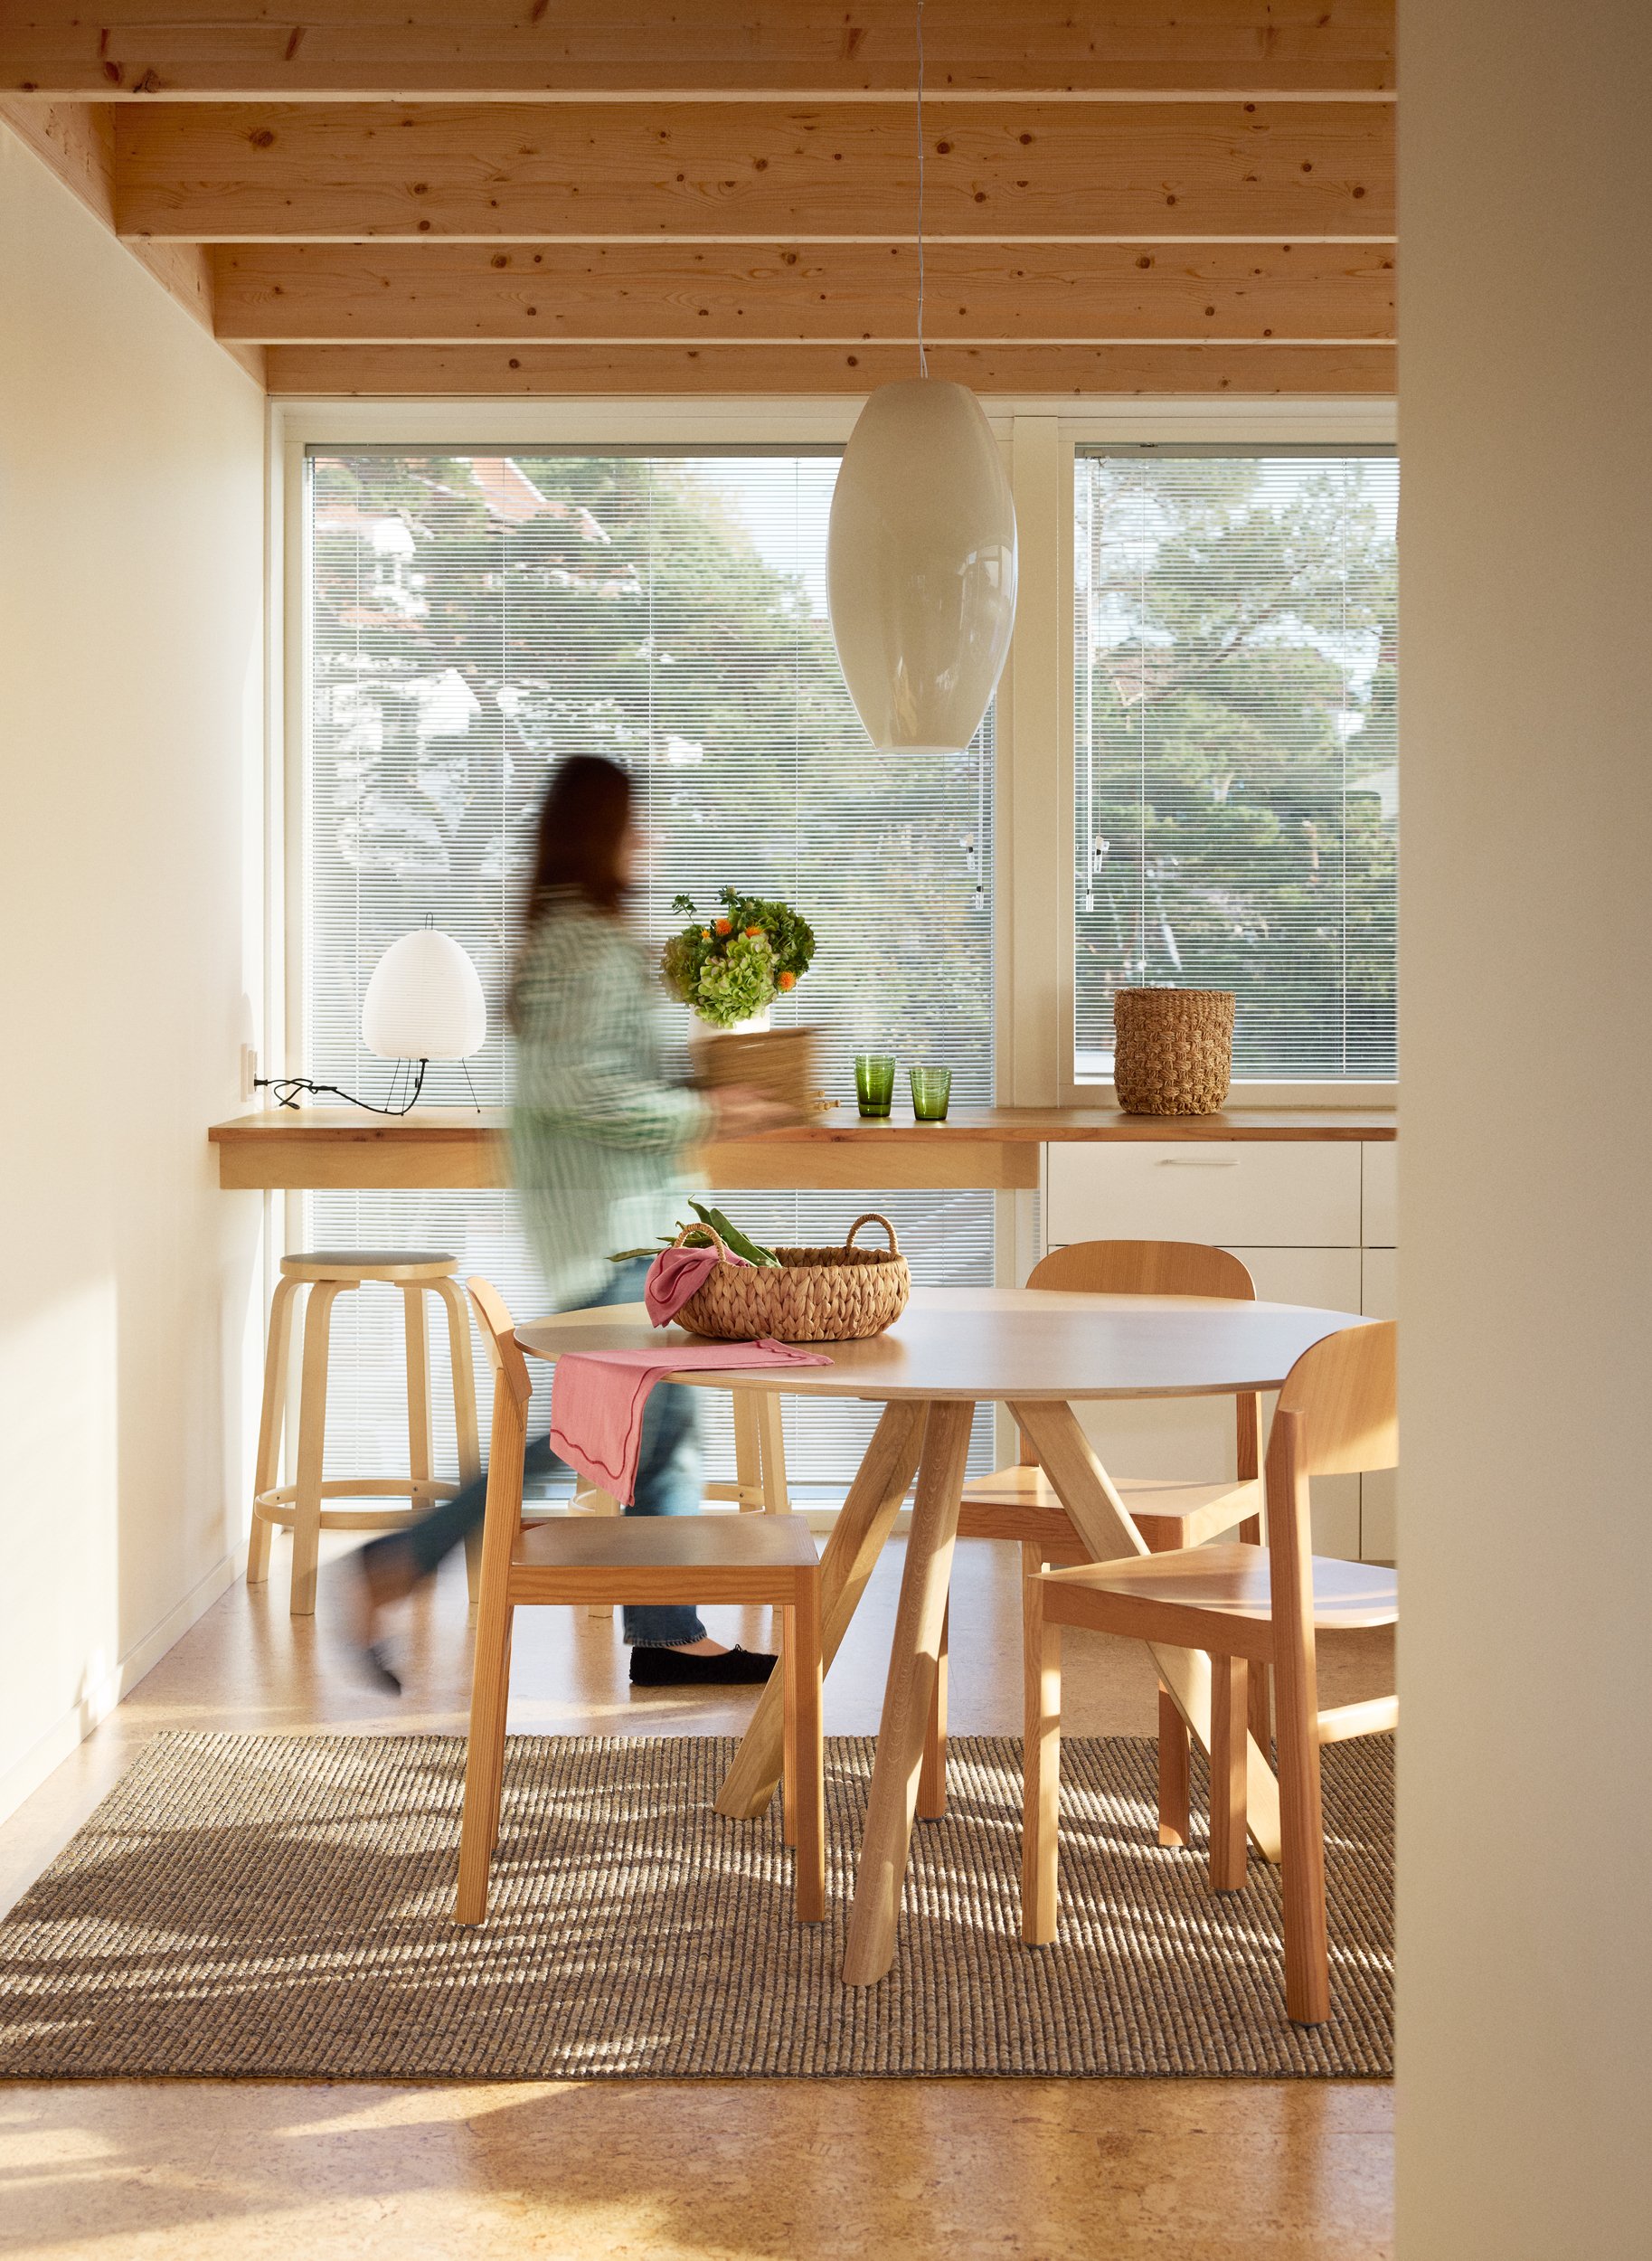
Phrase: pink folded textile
[
  {"left": 643, "top": 1241, "right": 750, "bottom": 1327},
  {"left": 549, "top": 1338, "right": 832, "bottom": 1506}
]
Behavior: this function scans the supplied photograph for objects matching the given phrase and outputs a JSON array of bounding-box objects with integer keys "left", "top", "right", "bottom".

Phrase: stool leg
[
  {"left": 791, "top": 1581, "right": 825, "bottom": 1922},
  {"left": 432, "top": 1278, "right": 483, "bottom": 1605},
  {"left": 918, "top": 1592, "right": 949, "bottom": 1820},
  {"left": 248, "top": 1274, "right": 300, "bottom": 1585},
  {"left": 756, "top": 1394, "right": 790, "bottom": 1513},
  {"left": 732, "top": 1396, "right": 762, "bottom": 1511},
  {"left": 402, "top": 1282, "right": 432, "bottom": 1510},
  {"left": 290, "top": 1280, "right": 347, "bottom": 1617},
  {"left": 456, "top": 1385, "right": 526, "bottom": 1926}
]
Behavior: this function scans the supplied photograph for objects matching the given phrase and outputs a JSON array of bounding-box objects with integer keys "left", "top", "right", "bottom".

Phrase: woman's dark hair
[{"left": 523, "top": 754, "right": 633, "bottom": 924}]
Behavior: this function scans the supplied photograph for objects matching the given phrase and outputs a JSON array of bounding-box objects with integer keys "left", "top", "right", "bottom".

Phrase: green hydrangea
[{"left": 660, "top": 888, "right": 816, "bottom": 1027}]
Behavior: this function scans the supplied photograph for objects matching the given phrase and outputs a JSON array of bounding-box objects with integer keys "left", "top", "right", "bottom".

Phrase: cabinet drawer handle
[{"left": 1154, "top": 1158, "right": 1238, "bottom": 1168}]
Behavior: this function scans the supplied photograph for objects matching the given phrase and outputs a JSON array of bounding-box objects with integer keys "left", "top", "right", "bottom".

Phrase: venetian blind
[
  {"left": 304, "top": 449, "right": 996, "bottom": 1492},
  {"left": 1073, "top": 448, "right": 1398, "bottom": 1082}
]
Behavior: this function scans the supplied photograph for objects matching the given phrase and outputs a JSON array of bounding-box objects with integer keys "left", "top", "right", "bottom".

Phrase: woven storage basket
[
  {"left": 1112, "top": 988, "right": 1235, "bottom": 1115},
  {"left": 670, "top": 1213, "right": 911, "bottom": 1343}
]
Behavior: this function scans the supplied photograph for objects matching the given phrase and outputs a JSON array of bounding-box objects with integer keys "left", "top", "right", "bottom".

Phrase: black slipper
[{"left": 629, "top": 1644, "right": 777, "bottom": 1687}]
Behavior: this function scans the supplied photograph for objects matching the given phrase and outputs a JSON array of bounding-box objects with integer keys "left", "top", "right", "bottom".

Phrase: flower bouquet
[{"left": 660, "top": 889, "right": 816, "bottom": 1029}]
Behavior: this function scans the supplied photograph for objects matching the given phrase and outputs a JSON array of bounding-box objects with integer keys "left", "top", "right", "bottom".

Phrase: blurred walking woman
[{"left": 351, "top": 754, "right": 782, "bottom": 1688}]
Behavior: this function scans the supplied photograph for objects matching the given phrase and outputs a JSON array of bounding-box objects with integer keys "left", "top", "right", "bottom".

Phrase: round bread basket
[
  {"left": 1112, "top": 987, "right": 1235, "bottom": 1116},
  {"left": 670, "top": 1213, "right": 911, "bottom": 1342}
]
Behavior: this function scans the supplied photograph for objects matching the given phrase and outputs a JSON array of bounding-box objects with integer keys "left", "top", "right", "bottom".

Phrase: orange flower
[
  {"left": 714, "top": 917, "right": 732, "bottom": 935},
  {"left": 778, "top": 970, "right": 798, "bottom": 990},
  {"left": 744, "top": 925, "right": 764, "bottom": 939}
]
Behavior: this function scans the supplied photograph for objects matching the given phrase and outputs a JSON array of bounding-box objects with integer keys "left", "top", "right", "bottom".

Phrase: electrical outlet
[{"left": 240, "top": 1045, "right": 260, "bottom": 1102}]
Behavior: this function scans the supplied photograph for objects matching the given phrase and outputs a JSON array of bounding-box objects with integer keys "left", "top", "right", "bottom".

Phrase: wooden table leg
[
  {"left": 715, "top": 1398, "right": 923, "bottom": 1823},
  {"left": 1012, "top": 1398, "right": 1283, "bottom": 1865},
  {"left": 842, "top": 1399, "right": 975, "bottom": 1987}
]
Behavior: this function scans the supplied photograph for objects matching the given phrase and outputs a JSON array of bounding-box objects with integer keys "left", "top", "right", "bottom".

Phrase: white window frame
[{"left": 269, "top": 390, "right": 1399, "bottom": 1127}]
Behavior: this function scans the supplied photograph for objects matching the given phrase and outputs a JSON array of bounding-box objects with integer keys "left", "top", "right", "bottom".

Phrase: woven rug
[{"left": 0, "top": 1733, "right": 1392, "bottom": 2080}]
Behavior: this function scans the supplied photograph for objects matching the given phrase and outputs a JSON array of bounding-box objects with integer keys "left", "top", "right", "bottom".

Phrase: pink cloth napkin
[
  {"left": 643, "top": 1241, "right": 750, "bottom": 1326},
  {"left": 549, "top": 1339, "right": 832, "bottom": 1506}
]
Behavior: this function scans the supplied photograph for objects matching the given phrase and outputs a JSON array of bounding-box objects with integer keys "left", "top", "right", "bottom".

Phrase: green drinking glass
[
  {"left": 854, "top": 1054, "right": 897, "bottom": 1119},
  {"left": 909, "top": 1065, "right": 952, "bottom": 1122}
]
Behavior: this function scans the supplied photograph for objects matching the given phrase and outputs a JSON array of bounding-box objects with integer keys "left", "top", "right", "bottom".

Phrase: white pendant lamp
[
  {"left": 361, "top": 929, "right": 486, "bottom": 1063},
  {"left": 826, "top": 0, "right": 1017, "bottom": 757},
  {"left": 828, "top": 381, "right": 1016, "bottom": 755}
]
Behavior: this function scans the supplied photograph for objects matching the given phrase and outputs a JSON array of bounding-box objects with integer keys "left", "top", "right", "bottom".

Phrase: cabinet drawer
[
  {"left": 1046, "top": 1140, "right": 1361, "bottom": 1249},
  {"left": 1362, "top": 1142, "right": 1398, "bottom": 1247}
]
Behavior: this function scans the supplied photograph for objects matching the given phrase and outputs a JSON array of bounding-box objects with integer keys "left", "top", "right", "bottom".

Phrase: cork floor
[{"left": 0, "top": 1532, "right": 1395, "bottom": 2259}]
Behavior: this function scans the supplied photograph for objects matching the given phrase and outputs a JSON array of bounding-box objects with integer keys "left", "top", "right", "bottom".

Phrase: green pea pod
[{"left": 688, "top": 1197, "right": 780, "bottom": 1267}]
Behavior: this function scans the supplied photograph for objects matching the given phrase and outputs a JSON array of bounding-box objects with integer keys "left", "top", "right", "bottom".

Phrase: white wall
[
  {"left": 1397, "top": 4, "right": 1652, "bottom": 2252},
  {"left": 0, "top": 129, "right": 266, "bottom": 1817}
]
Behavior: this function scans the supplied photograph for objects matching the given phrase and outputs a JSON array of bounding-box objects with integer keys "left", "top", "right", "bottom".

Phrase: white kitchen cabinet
[
  {"left": 1362, "top": 1142, "right": 1398, "bottom": 1247},
  {"left": 1046, "top": 1140, "right": 1361, "bottom": 1250}
]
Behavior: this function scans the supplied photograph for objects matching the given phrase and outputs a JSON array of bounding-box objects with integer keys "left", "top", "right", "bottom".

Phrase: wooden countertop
[{"left": 209, "top": 1102, "right": 1394, "bottom": 1192}]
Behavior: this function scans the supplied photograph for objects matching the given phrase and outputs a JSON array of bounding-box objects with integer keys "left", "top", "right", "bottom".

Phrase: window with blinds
[
  {"left": 1073, "top": 448, "right": 1398, "bottom": 1082},
  {"left": 303, "top": 449, "right": 996, "bottom": 1494}
]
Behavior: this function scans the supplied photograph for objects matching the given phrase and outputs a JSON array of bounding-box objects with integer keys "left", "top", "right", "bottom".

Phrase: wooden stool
[
  {"left": 455, "top": 1278, "right": 826, "bottom": 1927},
  {"left": 248, "top": 1250, "right": 481, "bottom": 1616}
]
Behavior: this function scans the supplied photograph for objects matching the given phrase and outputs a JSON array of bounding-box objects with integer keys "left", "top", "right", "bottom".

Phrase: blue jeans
[{"left": 363, "top": 1259, "right": 706, "bottom": 1647}]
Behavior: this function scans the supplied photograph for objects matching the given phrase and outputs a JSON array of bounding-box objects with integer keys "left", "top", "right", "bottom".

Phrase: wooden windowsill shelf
[{"left": 209, "top": 1103, "right": 1396, "bottom": 1193}]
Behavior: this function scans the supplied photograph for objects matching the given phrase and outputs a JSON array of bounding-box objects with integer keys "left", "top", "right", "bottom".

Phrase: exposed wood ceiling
[{"left": 0, "top": 4, "right": 1395, "bottom": 398}]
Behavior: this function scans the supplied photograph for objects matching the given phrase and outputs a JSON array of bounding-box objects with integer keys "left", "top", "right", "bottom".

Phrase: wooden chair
[
  {"left": 248, "top": 1249, "right": 481, "bottom": 1616},
  {"left": 923, "top": 1239, "right": 1268, "bottom": 1840},
  {"left": 454, "top": 1277, "right": 826, "bottom": 1927},
  {"left": 1021, "top": 1320, "right": 1398, "bottom": 2024}
]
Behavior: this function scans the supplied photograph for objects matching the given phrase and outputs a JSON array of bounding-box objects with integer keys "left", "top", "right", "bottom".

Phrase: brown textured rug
[{"left": 0, "top": 1733, "right": 1392, "bottom": 2079}]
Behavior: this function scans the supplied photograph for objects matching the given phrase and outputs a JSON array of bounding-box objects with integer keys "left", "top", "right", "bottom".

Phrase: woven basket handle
[
  {"left": 845, "top": 1212, "right": 901, "bottom": 1257},
  {"left": 671, "top": 1221, "right": 731, "bottom": 1263}
]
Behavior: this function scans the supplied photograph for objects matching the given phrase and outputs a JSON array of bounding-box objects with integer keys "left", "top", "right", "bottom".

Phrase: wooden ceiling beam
[
  {"left": 0, "top": 100, "right": 263, "bottom": 378},
  {"left": 212, "top": 240, "right": 1395, "bottom": 343},
  {"left": 5, "top": 4, "right": 1395, "bottom": 100},
  {"left": 113, "top": 99, "right": 1393, "bottom": 242},
  {"left": 263, "top": 340, "right": 1395, "bottom": 395}
]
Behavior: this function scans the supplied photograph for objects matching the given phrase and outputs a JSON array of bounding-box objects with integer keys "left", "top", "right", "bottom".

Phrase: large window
[
  {"left": 303, "top": 449, "right": 996, "bottom": 1493},
  {"left": 1073, "top": 448, "right": 1398, "bottom": 1083}
]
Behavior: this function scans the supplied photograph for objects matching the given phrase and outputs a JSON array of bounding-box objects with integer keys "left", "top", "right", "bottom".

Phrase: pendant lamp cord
[{"left": 915, "top": 0, "right": 928, "bottom": 378}]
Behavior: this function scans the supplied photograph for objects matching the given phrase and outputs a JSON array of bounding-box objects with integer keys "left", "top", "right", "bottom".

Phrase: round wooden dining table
[{"left": 516, "top": 1284, "right": 1369, "bottom": 1986}]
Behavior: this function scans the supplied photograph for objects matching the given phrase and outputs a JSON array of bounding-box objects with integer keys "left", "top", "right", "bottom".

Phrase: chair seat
[
  {"left": 1042, "top": 1541, "right": 1398, "bottom": 1631},
  {"left": 515, "top": 1510, "right": 818, "bottom": 1575},
  {"left": 963, "top": 1462, "right": 1262, "bottom": 1546}
]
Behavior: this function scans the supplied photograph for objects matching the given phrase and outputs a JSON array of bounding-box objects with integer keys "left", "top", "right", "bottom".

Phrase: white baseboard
[{"left": 0, "top": 1553, "right": 238, "bottom": 1826}]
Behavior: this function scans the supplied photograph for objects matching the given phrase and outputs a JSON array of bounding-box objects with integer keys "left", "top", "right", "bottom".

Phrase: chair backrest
[
  {"left": 467, "top": 1275, "right": 532, "bottom": 1411},
  {"left": 1275, "top": 1320, "right": 1397, "bottom": 1477},
  {"left": 1021, "top": 1241, "right": 1259, "bottom": 1474},
  {"left": 1029, "top": 1239, "right": 1256, "bottom": 1302}
]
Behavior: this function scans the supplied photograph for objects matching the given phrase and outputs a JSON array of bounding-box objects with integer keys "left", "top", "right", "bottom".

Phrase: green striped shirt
[{"left": 509, "top": 894, "right": 711, "bottom": 1309}]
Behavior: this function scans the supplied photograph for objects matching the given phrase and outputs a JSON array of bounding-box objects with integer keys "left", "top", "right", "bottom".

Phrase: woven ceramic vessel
[
  {"left": 672, "top": 1214, "right": 911, "bottom": 1342},
  {"left": 1112, "top": 988, "right": 1235, "bottom": 1115}
]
